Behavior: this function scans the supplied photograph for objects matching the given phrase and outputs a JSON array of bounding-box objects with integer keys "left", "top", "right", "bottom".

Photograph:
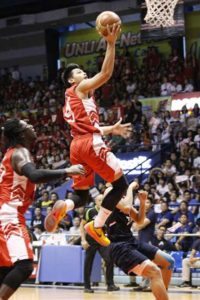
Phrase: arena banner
[
  {"left": 141, "top": 96, "right": 171, "bottom": 118},
  {"left": 185, "top": 12, "right": 200, "bottom": 58},
  {"left": 171, "top": 92, "right": 200, "bottom": 112},
  {"left": 116, "top": 151, "right": 161, "bottom": 182},
  {"left": 59, "top": 22, "right": 171, "bottom": 68}
]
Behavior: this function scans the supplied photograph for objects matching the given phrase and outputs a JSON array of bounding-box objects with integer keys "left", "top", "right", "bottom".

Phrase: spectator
[
  {"left": 173, "top": 201, "right": 195, "bottom": 227},
  {"left": 183, "top": 79, "right": 194, "bottom": 92},
  {"left": 174, "top": 214, "right": 193, "bottom": 252},
  {"left": 133, "top": 197, "right": 156, "bottom": 243},
  {"left": 156, "top": 178, "right": 169, "bottom": 197},
  {"left": 68, "top": 217, "right": 81, "bottom": 245},
  {"left": 194, "top": 127, "right": 200, "bottom": 149},
  {"left": 162, "top": 159, "right": 177, "bottom": 177},
  {"left": 179, "top": 237, "right": 200, "bottom": 287},
  {"left": 32, "top": 224, "right": 44, "bottom": 241},
  {"left": 192, "top": 148, "right": 200, "bottom": 168},
  {"left": 156, "top": 201, "right": 173, "bottom": 229},
  {"left": 40, "top": 191, "right": 54, "bottom": 208},
  {"left": 30, "top": 207, "right": 45, "bottom": 230},
  {"left": 160, "top": 77, "right": 173, "bottom": 96},
  {"left": 152, "top": 226, "right": 176, "bottom": 251}
]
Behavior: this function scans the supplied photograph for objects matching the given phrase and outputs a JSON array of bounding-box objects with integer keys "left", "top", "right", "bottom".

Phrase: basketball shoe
[
  {"left": 84, "top": 221, "right": 110, "bottom": 247},
  {"left": 44, "top": 200, "right": 67, "bottom": 232}
]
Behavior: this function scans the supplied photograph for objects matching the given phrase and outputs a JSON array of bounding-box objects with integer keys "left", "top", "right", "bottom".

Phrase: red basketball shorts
[
  {"left": 70, "top": 133, "right": 122, "bottom": 188},
  {"left": 0, "top": 205, "right": 33, "bottom": 267}
]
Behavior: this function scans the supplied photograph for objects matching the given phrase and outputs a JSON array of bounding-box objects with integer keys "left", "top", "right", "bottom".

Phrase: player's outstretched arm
[
  {"left": 129, "top": 190, "right": 147, "bottom": 225},
  {"left": 77, "top": 24, "right": 120, "bottom": 94},
  {"left": 12, "top": 147, "right": 85, "bottom": 183},
  {"left": 116, "top": 181, "right": 138, "bottom": 212},
  {"left": 100, "top": 118, "right": 132, "bottom": 138}
]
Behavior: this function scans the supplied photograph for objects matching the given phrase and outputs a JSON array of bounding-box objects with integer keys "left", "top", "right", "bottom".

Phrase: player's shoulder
[{"left": 12, "top": 146, "right": 31, "bottom": 159}]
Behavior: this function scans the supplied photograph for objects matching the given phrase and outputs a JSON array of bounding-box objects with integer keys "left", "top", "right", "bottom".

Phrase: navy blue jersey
[{"left": 106, "top": 209, "right": 133, "bottom": 242}]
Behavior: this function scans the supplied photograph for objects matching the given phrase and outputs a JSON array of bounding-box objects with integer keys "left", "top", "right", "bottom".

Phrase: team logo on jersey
[
  {"left": 3, "top": 223, "right": 22, "bottom": 240},
  {"left": 89, "top": 111, "right": 99, "bottom": 125},
  {"left": 99, "top": 147, "right": 109, "bottom": 161}
]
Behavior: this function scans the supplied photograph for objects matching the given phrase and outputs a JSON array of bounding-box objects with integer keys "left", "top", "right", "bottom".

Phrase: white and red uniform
[
  {"left": 0, "top": 148, "right": 35, "bottom": 267},
  {"left": 63, "top": 84, "right": 121, "bottom": 188}
]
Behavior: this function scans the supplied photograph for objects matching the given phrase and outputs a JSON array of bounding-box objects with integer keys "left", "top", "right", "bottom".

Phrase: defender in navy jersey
[{"left": 105, "top": 184, "right": 174, "bottom": 300}]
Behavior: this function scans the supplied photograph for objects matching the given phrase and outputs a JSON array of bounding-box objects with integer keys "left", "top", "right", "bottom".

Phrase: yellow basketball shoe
[
  {"left": 84, "top": 221, "right": 110, "bottom": 247},
  {"left": 44, "top": 200, "right": 67, "bottom": 232}
]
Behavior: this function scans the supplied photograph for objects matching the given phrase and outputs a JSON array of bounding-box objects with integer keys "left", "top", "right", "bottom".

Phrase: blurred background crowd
[{"left": 0, "top": 45, "right": 200, "bottom": 257}]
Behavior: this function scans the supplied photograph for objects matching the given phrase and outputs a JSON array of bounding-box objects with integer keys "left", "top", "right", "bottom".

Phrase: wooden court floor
[{"left": 10, "top": 285, "right": 200, "bottom": 300}]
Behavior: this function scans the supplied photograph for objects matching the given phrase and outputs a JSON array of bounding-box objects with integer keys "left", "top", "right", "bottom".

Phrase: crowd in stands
[{"left": 0, "top": 46, "right": 200, "bottom": 286}]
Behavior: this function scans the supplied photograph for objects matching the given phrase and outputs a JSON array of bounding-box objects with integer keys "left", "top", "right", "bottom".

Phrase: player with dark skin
[{"left": 0, "top": 119, "right": 85, "bottom": 300}]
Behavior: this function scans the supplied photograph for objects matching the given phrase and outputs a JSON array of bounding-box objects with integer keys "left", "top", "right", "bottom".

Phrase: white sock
[
  {"left": 64, "top": 199, "right": 75, "bottom": 212},
  {"left": 94, "top": 207, "right": 112, "bottom": 228}
]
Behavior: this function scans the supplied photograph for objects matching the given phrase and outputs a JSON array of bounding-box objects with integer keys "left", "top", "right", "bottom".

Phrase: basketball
[{"left": 96, "top": 11, "right": 121, "bottom": 36}]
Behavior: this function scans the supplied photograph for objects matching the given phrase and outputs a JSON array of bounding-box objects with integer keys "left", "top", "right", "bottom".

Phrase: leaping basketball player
[
  {"left": 45, "top": 23, "right": 132, "bottom": 246},
  {"left": 0, "top": 119, "right": 85, "bottom": 300}
]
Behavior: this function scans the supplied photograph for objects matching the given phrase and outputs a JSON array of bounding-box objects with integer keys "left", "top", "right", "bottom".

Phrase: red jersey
[
  {"left": 63, "top": 84, "right": 102, "bottom": 137},
  {"left": 0, "top": 148, "right": 36, "bottom": 225}
]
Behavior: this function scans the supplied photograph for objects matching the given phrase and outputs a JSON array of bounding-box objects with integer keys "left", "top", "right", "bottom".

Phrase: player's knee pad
[
  {"left": 4, "top": 259, "right": 33, "bottom": 290},
  {"left": 102, "top": 175, "right": 128, "bottom": 210},
  {"left": 157, "top": 250, "right": 175, "bottom": 270},
  {"left": 71, "top": 189, "right": 90, "bottom": 208}
]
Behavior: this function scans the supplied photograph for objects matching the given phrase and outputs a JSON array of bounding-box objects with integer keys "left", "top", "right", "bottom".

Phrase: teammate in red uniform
[
  {"left": 45, "top": 24, "right": 132, "bottom": 246},
  {"left": 0, "top": 119, "right": 84, "bottom": 300}
]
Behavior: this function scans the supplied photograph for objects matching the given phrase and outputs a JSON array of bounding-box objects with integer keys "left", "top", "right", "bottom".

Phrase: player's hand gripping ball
[{"left": 96, "top": 11, "right": 121, "bottom": 36}]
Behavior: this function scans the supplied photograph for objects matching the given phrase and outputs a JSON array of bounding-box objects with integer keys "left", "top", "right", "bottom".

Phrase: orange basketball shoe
[
  {"left": 44, "top": 200, "right": 67, "bottom": 232},
  {"left": 84, "top": 221, "right": 110, "bottom": 247}
]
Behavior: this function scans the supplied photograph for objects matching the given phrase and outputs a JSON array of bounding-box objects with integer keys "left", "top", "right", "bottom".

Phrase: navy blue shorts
[{"left": 110, "top": 237, "right": 158, "bottom": 275}]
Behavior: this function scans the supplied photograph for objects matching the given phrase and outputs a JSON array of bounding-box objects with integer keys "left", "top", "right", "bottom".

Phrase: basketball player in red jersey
[
  {"left": 0, "top": 119, "right": 84, "bottom": 300},
  {"left": 45, "top": 24, "right": 132, "bottom": 246}
]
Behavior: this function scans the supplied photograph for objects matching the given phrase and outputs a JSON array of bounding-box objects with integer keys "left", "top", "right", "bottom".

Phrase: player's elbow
[{"left": 27, "top": 171, "right": 44, "bottom": 184}]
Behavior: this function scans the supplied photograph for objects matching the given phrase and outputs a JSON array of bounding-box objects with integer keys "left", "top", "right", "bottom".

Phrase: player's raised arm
[
  {"left": 12, "top": 147, "right": 85, "bottom": 184},
  {"left": 77, "top": 23, "right": 121, "bottom": 94}
]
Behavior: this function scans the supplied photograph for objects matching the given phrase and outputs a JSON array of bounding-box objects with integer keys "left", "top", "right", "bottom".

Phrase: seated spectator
[
  {"left": 171, "top": 80, "right": 182, "bottom": 94},
  {"left": 194, "top": 127, "right": 200, "bottom": 149},
  {"left": 179, "top": 236, "right": 200, "bottom": 287},
  {"left": 30, "top": 207, "right": 45, "bottom": 230},
  {"left": 156, "top": 178, "right": 169, "bottom": 196},
  {"left": 192, "top": 148, "right": 200, "bottom": 168},
  {"left": 40, "top": 190, "right": 54, "bottom": 208},
  {"left": 168, "top": 191, "right": 180, "bottom": 214},
  {"left": 50, "top": 192, "right": 59, "bottom": 204},
  {"left": 160, "top": 77, "right": 173, "bottom": 96},
  {"left": 152, "top": 226, "right": 176, "bottom": 251},
  {"left": 173, "top": 201, "right": 195, "bottom": 227},
  {"left": 186, "top": 111, "right": 198, "bottom": 132},
  {"left": 183, "top": 190, "right": 199, "bottom": 216},
  {"left": 68, "top": 217, "right": 81, "bottom": 245},
  {"left": 156, "top": 201, "right": 173, "bottom": 229},
  {"left": 32, "top": 224, "right": 44, "bottom": 241},
  {"left": 162, "top": 159, "right": 177, "bottom": 177},
  {"left": 174, "top": 214, "right": 193, "bottom": 252},
  {"left": 192, "top": 218, "right": 200, "bottom": 234},
  {"left": 183, "top": 79, "right": 194, "bottom": 93}
]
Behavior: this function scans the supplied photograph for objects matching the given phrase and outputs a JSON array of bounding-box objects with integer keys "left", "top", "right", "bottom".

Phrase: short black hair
[
  {"left": 2, "top": 119, "right": 24, "bottom": 147},
  {"left": 61, "top": 63, "right": 80, "bottom": 86}
]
